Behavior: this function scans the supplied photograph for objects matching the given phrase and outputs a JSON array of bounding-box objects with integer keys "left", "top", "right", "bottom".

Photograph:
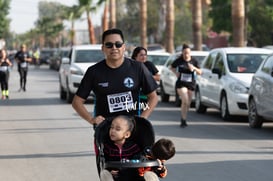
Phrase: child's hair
[
  {"left": 151, "top": 138, "right": 175, "bottom": 160},
  {"left": 114, "top": 115, "right": 135, "bottom": 132}
]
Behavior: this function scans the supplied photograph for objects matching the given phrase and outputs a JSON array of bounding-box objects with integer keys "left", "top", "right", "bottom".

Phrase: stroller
[{"left": 94, "top": 116, "right": 159, "bottom": 180}]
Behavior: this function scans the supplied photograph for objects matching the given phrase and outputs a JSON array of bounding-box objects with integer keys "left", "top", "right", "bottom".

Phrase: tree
[
  {"left": 232, "top": 0, "right": 245, "bottom": 46},
  {"left": 140, "top": 0, "right": 147, "bottom": 48},
  {"left": 247, "top": 0, "right": 273, "bottom": 46},
  {"left": 78, "top": 0, "right": 97, "bottom": 44},
  {"left": 165, "top": 0, "right": 174, "bottom": 53},
  {"left": 192, "top": 0, "right": 202, "bottom": 50},
  {"left": 109, "top": 0, "right": 116, "bottom": 28},
  {"left": 0, "top": 0, "right": 11, "bottom": 39},
  {"left": 64, "top": 5, "right": 83, "bottom": 45}
]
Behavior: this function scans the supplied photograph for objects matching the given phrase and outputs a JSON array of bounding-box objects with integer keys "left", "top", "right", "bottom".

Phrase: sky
[{"left": 8, "top": 0, "right": 102, "bottom": 34}]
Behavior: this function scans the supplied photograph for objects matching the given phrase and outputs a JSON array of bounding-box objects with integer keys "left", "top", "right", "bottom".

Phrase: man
[
  {"left": 14, "top": 44, "right": 32, "bottom": 91},
  {"left": 72, "top": 28, "right": 158, "bottom": 126}
]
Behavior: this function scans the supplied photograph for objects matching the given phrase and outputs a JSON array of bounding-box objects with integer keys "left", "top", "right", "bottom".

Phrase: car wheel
[
  {"left": 66, "top": 87, "right": 74, "bottom": 103},
  {"left": 195, "top": 89, "right": 207, "bottom": 113},
  {"left": 160, "top": 83, "right": 169, "bottom": 102},
  {"left": 248, "top": 98, "right": 263, "bottom": 128},
  {"left": 220, "top": 94, "right": 231, "bottom": 121},
  {"left": 60, "top": 84, "right": 66, "bottom": 100}
]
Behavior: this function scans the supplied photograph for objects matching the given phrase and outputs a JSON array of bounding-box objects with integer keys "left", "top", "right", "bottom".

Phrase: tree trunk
[
  {"left": 165, "top": 0, "right": 174, "bottom": 53},
  {"left": 87, "top": 11, "right": 96, "bottom": 44},
  {"left": 102, "top": 1, "right": 109, "bottom": 32},
  {"left": 140, "top": 0, "right": 147, "bottom": 48},
  {"left": 192, "top": 0, "right": 202, "bottom": 50},
  {"left": 109, "top": 0, "right": 116, "bottom": 28},
  {"left": 232, "top": 0, "right": 245, "bottom": 47}
]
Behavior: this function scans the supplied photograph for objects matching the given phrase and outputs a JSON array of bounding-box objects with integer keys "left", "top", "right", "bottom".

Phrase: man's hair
[
  {"left": 151, "top": 138, "right": 175, "bottom": 160},
  {"left": 102, "top": 28, "right": 124, "bottom": 43},
  {"left": 131, "top": 46, "right": 147, "bottom": 60}
]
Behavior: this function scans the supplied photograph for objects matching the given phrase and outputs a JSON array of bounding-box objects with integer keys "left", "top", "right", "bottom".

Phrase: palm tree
[
  {"left": 192, "top": 0, "right": 202, "bottom": 50},
  {"left": 109, "top": 0, "right": 116, "bottom": 28},
  {"left": 232, "top": 0, "right": 245, "bottom": 47},
  {"left": 165, "top": 0, "right": 174, "bottom": 53},
  {"left": 78, "top": 0, "right": 97, "bottom": 44},
  {"left": 140, "top": 0, "right": 147, "bottom": 48},
  {"left": 65, "top": 5, "right": 83, "bottom": 45}
]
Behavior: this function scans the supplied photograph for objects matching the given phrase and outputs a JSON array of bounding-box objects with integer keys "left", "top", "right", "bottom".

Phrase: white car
[
  {"left": 59, "top": 44, "right": 105, "bottom": 103},
  {"left": 248, "top": 53, "right": 273, "bottom": 128},
  {"left": 195, "top": 47, "right": 272, "bottom": 120},
  {"left": 160, "top": 51, "right": 209, "bottom": 106},
  {"left": 147, "top": 51, "right": 170, "bottom": 74},
  {"left": 147, "top": 51, "right": 170, "bottom": 93}
]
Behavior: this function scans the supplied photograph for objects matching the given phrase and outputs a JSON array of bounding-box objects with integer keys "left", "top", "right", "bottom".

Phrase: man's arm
[
  {"left": 140, "top": 91, "right": 158, "bottom": 119},
  {"left": 72, "top": 95, "right": 105, "bottom": 125}
]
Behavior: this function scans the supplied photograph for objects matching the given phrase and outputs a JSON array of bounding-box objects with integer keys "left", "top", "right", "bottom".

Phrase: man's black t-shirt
[{"left": 76, "top": 57, "right": 158, "bottom": 118}]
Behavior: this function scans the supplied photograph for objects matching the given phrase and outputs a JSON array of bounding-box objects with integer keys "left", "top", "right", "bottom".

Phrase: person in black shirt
[
  {"left": 171, "top": 44, "right": 202, "bottom": 127},
  {"left": 14, "top": 44, "right": 32, "bottom": 92},
  {"left": 72, "top": 29, "right": 158, "bottom": 126},
  {"left": 131, "top": 47, "right": 160, "bottom": 111},
  {"left": 0, "top": 49, "right": 13, "bottom": 99}
]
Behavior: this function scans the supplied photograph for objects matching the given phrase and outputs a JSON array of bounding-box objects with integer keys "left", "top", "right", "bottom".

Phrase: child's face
[{"left": 109, "top": 117, "right": 131, "bottom": 144}]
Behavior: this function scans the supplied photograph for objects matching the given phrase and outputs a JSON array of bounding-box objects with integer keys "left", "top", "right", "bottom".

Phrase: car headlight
[
  {"left": 70, "top": 67, "right": 83, "bottom": 75},
  {"left": 229, "top": 82, "right": 248, "bottom": 94}
]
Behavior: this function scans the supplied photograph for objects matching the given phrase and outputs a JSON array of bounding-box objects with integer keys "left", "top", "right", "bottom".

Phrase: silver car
[
  {"left": 248, "top": 53, "right": 273, "bottom": 128},
  {"left": 195, "top": 47, "right": 272, "bottom": 120}
]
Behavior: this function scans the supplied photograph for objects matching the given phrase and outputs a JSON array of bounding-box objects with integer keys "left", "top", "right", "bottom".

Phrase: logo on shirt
[
  {"left": 123, "top": 77, "right": 134, "bottom": 88},
  {"left": 98, "top": 82, "right": 109, "bottom": 87}
]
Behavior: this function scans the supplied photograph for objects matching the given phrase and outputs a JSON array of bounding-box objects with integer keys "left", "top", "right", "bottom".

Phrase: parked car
[
  {"left": 176, "top": 44, "right": 210, "bottom": 52},
  {"left": 49, "top": 47, "right": 70, "bottom": 70},
  {"left": 147, "top": 44, "right": 166, "bottom": 52},
  {"left": 39, "top": 48, "right": 56, "bottom": 65},
  {"left": 248, "top": 53, "right": 273, "bottom": 128},
  {"left": 147, "top": 51, "right": 170, "bottom": 93},
  {"left": 59, "top": 44, "right": 104, "bottom": 103},
  {"left": 195, "top": 47, "right": 272, "bottom": 120},
  {"left": 160, "top": 51, "right": 209, "bottom": 106}
]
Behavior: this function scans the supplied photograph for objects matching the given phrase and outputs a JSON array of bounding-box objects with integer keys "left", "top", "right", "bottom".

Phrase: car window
[
  {"left": 227, "top": 54, "right": 266, "bottom": 73},
  {"left": 192, "top": 55, "right": 207, "bottom": 65},
  {"left": 203, "top": 52, "right": 216, "bottom": 69},
  {"left": 214, "top": 53, "right": 225, "bottom": 74},
  {"left": 261, "top": 55, "right": 273, "bottom": 74},
  {"left": 75, "top": 50, "right": 104, "bottom": 63},
  {"left": 147, "top": 55, "right": 169, "bottom": 65}
]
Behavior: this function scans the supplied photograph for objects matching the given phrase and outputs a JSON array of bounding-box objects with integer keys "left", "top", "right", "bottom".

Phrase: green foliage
[
  {"left": 0, "top": 0, "right": 11, "bottom": 39},
  {"left": 248, "top": 0, "right": 273, "bottom": 46},
  {"left": 209, "top": 0, "right": 232, "bottom": 33}
]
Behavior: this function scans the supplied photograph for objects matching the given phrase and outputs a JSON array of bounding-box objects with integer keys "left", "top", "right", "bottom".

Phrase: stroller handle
[{"left": 105, "top": 159, "right": 159, "bottom": 168}]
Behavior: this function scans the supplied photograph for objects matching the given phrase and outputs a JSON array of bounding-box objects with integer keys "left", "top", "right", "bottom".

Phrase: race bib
[
  {"left": 0, "top": 66, "right": 8, "bottom": 72},
  {"left": 181, "top": 73, "right": 192, "bottom": 82},
  {"left": 20, "top": 62, "right": 27, "bottom": 68},
  {"left": 107, "top": 91, "right": 134, "bottom": 113}
]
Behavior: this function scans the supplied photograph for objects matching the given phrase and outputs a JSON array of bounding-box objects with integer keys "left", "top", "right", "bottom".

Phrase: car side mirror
[
  {"left": 212, "top": 68, "right": 222, "bottom": 79},
  {"left": 61, "top": 57, "right": 70, "bottom": 64}
]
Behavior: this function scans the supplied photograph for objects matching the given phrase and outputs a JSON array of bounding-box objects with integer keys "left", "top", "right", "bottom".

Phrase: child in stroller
[{"left": 94, "top": 115, "right": 175, "bottom": 181}]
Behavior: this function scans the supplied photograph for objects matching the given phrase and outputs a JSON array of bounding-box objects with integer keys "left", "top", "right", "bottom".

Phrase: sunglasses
[{"left": 104, "top": 42, "right": 124, "bottom": 48}]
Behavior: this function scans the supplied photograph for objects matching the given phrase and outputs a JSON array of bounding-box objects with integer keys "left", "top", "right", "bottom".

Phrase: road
[{"left": 1, "top": 65, "right": 273, "bottom": 181}]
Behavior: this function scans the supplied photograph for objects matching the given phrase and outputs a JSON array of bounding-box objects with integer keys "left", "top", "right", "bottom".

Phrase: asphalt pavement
[{"left": 1, "top": 65, "right": 273, "bottom": 181}]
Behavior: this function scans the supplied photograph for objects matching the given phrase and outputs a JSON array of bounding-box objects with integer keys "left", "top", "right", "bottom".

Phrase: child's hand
[
  {"left": 110, "top": 170, "right": 119, "bottom": 176},
  {"left": 156, "top": 159, "right": 166, "bottom": 171}
]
